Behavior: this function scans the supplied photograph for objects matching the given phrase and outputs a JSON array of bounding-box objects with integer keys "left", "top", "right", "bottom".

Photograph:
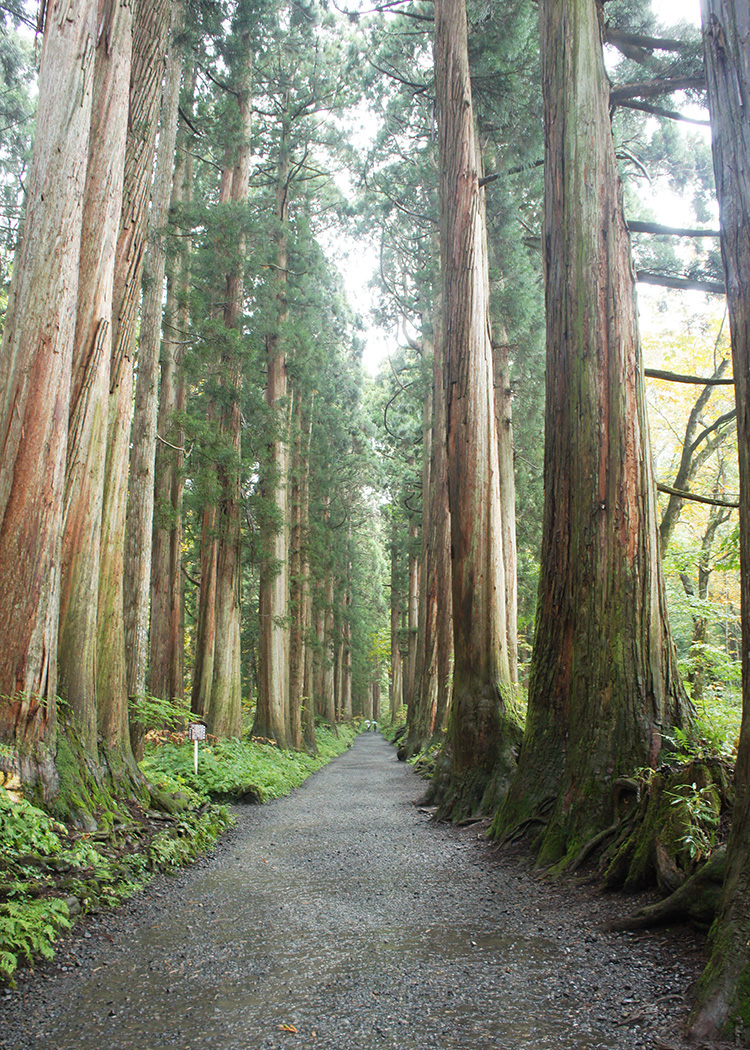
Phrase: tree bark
[
  {"left": 494, "top": 0, "right": 691, "bottom": 863},
  {"left": 124, "top": 0, "right": 184, "bottom": 754},
  {"left": 494, "top": 339, "right": 518, "bottom": 683},
  {"left": 433, "top": 0, "right": 521, "bottom": 812},
  {"left": 97, "top": 0, "right": 171, "bottom": 753},
  {"left": 0, "top": 0, "right": 97, "bottom": 779},
  {"left": 689, "top": 1, "right": 750, "bottom": 1038},
  {"left": 389, "top": 513, "right": 403, "bottom": 723},
  {"left": 254, "top": 101, "right": 291, "bottom": 747},
  {"left": 207, "top": 32, "right": 253, "bottom": 740},
  {"left": 407, "top": 352, "right": 439, "bottom": 753},
  {"left": 432, "top": 303, "right": 453, "bottom": 738},
  {"left": 58, "top": 0, "right": 132, "bottom": 756},
  {"left": 148, "top": 62, "right": 195, "bottom": 709}
]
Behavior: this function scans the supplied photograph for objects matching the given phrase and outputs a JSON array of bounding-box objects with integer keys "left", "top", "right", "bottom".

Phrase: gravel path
[{"left": 1, "top": 734, "right": 704, "bottom": 1050}]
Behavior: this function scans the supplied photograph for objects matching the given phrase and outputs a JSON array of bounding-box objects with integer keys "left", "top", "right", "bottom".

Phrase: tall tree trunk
[
  {"left": 433, "top": 0, "right": 521, "bottom": 813},
  {"left": 407, "top": 357, "right": 439, "bottom": 753},
  {"left": 493, "top": 338, "right": 518, "bottom": 683},
  {"left": 0, "top": 0, "right": 97, "bottom": 786},
  {"left": 58, "top": 0, "right": 132, "bottom": 756},
  {"left": 404, "top": 507, "right": 419, "bottom": 707},
  {"left": 125, "top": 1, "right": 184, "bottom": 755},
  {"left": 289, "top": 390, "right": 315, "bottom": 750},
  {"left": 494, "top": 0, "right": 690, "bottom": 862},
  {"left": 323, "top": 569, "right": 337, "bottom": 727},
  {"left": 254, "top": 104, "right": 291, "bottom": 747},
  {"left": 98, "top": 0, "right": 171, "bottom": 755},
  {"left": 207, "top": 33, "right": 253, "bottom": 740},
  {"left": 432, "top": 306, "right": 453, "bottom": 737},
  {"left": 191, "top": 502, "right": 218, "bottom": 722},
  {"left": 389, "top": 514, "right": 403, "bottom": 723},
  {"left": 289, "top": 393, "right": 304, "bottom": 748},
  {"left": 689, "top": 2, "right": 750, "bottom": 1038},
  {"left": 343, "top": 592, "right": 353, "bottom": 721},
  {"left": 149, "top": 63, "right": 195, "bottom": 708}
]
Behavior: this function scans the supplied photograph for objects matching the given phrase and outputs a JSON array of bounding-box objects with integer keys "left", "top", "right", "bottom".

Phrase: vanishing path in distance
[{"left": 1, "top": 734, "right": 699, "bottom": 1050}]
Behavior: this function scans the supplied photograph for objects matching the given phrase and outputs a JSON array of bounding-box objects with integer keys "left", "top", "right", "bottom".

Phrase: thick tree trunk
[
  {"left": 494, "top": 0, "right": 690, "bottom": 862},
  {"left": 206, "top": 34, "right": 253, "bottom": 740},
  {"left": 125, "top": 1, "right": 184, "bottom": 753},
  {"left": 149, "top": 64, "right": 195, "bottom": 708},
  {"left": 433, "top": 0, "right": 521, "bottom": 812},
  {"left": 493, "top": 338, "right": 518, "bottom": 683},
  {"left": 689, "top": 2, "right": 750, "bottom": 1039},
  {"left": 58, "top": 0, "right": 132, "bottom": 756},
  {"left": 254, "top": 107, "right": 291, "bottom": 748},
  {"left": 0, "top": 0, "right": 97, "bottom": 781},
  {"left": 98, "top": 0, "right": 171, "bottom": 754}
]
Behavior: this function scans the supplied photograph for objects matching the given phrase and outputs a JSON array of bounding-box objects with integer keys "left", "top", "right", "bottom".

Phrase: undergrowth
[
  {"left": 0, "top": 786, "right": 231, "bottom": 984},
  {"left": 1, "top": 722, "right": 359, "bottom": 983},
  {"left": 141, "top": 723, "right": 359, "bottom": 803}
]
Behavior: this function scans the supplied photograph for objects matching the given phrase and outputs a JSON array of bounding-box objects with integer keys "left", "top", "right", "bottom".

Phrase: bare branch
[
  {"left": 657, "top": 483, "right": 739, "bottom": 509},
  {"left": 637, "top": 270, "right": 725, "bottom": 294},
  {"left": 645, "top": 368, "right": 733, "bottom": 385},
  {"left": 610, "top": 76, "right": 706, "bottom": 103},
  {"left": 629, "top": 219, "right": 719, "bottom": 237}
]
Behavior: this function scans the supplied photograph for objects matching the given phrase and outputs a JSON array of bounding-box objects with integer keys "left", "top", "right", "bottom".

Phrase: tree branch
[
  {"left": 657, "top": 483, "right": 739, "bottom": 509},
  {"left": 605, "top": 27, "right": 690, "bottom": 55},
  {"left": 645, "top": 368, "right": 733, "bottom": 385},
  {"left": 629, "top": 220, "right": 719, "bottom": 237},
  {"left": 612, "top": 98, "right": 710, "bottom": 125},
  {"left": 637, "top": 271, "right": 725, "bottom": 294},
  {"left": 610, "top": 76, "right": 706, "bottom": 103}
]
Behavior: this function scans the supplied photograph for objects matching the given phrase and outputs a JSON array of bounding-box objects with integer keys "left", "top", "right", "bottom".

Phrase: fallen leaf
[{"left": 278, "top": 1023, "right": 298, "bottom": 1033}]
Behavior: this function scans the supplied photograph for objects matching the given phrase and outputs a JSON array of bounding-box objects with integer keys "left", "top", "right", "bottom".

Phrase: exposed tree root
[{"left": 609, "top": 846, "right": 727, "bottom": 932}]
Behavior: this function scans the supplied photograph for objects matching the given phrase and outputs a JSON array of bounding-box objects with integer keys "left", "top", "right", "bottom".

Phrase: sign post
[{"left": 188, "top": 723, "right": 207, "bottom": 774}]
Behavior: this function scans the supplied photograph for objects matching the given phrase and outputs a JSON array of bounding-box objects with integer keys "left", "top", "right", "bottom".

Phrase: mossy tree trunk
[
  {"left": 689, "top": 1, "right": 750, "bottom": 1039},
  {"left": 207, "top": 33, "right": 253, "bottom": 740},
  {"left": 98, "top": 0, "right": 171, "bottom": 759},
  {"left": 58, "top": 0, "right": 132, "bottom": 756},
  {"left": 492, "top": 0, "right": 690, "bottom": 864},
  {"left": 125, "top": 1, "right": 185, "bottom": 755},
  {"left": 0, "top": 0, "right": 97, "bottom": 788},
  {"left": 493, "top": 337, "right": 518, "bottom": 684},
  {"left": 149, "top": 63, "right": 195, "bottom": 710},
  {"left": 433, "top": 0, "right": 521, "bottom": 812}
]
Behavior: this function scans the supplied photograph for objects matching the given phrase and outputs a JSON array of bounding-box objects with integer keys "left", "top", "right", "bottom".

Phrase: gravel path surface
[{"left": 1, "top": 734, "right": 705, "bottom": 1050}]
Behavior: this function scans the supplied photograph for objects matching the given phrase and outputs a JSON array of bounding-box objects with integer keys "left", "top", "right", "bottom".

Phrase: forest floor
[{"left": 0, "top": 733, "right": 720, "bottom": 1050}]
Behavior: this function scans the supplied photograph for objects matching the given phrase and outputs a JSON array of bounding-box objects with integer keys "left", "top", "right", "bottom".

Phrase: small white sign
[{"left": 188, "top": 723, "right": 207, "bottom": 741}]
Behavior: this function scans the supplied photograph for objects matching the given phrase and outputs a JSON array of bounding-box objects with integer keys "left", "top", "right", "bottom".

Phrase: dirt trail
[{"left": 1, "top": 734, "right": 702, "bottom": 1049}]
